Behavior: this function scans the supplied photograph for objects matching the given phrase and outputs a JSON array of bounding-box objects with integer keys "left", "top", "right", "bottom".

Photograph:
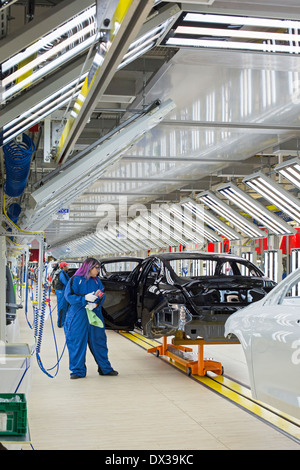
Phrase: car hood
[
  {"left": 177, "top": 276, "right": 274, "bottom": 316},
  {"left": 224, "top": 297, "right": 265, "bottom": 338}
]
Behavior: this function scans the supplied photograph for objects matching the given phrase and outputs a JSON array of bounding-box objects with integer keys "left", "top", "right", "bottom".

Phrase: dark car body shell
[{"left": 99, "top": 253, "right": 276, "bottom": 342}]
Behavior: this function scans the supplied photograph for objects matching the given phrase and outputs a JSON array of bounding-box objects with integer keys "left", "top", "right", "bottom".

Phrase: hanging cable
[{"left": 3, "top": 192, "right": 44, "bottom": 237}]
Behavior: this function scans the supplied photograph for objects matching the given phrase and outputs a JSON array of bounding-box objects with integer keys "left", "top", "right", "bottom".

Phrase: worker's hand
[
  {"left": 85, "top": 292, "right": 98, "bottom": 302},
  {"left": 86, "top": 302, "right": 97, "bottom": 311}
]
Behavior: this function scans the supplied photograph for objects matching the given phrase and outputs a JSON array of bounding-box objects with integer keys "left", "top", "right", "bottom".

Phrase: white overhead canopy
[{"left": 1, "top": 0, "right": 300, "bottom": 260}]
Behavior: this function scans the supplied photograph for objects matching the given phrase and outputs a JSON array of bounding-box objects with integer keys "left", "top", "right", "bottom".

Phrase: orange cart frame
[{"left": 147, "top": 332, "right": 234, "bottom": 376}]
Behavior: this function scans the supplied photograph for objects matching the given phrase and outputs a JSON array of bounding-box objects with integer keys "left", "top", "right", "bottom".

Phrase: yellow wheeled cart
[{"left": 147, "top": 331, "right": 226, "bottom": 377}]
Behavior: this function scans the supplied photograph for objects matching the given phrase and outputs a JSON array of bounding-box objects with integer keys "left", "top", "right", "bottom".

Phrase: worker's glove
[
  {"left": 85, "top": 292, "right": 98, "bottom": 302},
  {"left": 86, "top": 302, "right": 97, "bottom": 311}
]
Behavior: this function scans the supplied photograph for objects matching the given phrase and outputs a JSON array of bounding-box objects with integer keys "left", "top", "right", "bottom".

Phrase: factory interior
[{"left": 0, "top": 0, "right": 300, "bottom": 453}]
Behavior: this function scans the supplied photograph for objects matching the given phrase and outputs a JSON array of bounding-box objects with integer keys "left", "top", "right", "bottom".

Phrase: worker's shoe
[
  {"left": 98, "top": 367, "right": 118, "bottom": 376},
  {"left": 70, "top": 373, "right": 84, "bottom": 379}
]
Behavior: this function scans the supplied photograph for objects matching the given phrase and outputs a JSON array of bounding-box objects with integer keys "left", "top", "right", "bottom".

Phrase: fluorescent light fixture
[
  {"left": 3, "top": 24, "right": 95, "bottom": 87},
  {"left": 130, "top": 216, "right": 166, "bottom": 248},
  {"left": 175, "top": 26, "right": 300, "bottom": 44},
  {"left": 2, "top": 14, "right": 171, "bottom": 145},
  {"left": 2, "top": 16, "right": 169, "bottom": 100},
  {"left": 2, "top": 77, "right": 88, "bottom": 144},
  {"left": 184, "top": 12, "right": 300, "bottom": 29},
  {"left": 156, "top": 206, "right": 194, "bottom": 244},
  {"left": 217, "top": 183, "right": 295, "bottom": 235},
  {"left": 243, "top": 172, "right": 300, "bottom": 224},
  {"left": 275, "top": 157, "right": 300, "bottom": 190},
  {"left": 118, "top": 19, "right": 172, "bottom": 70},
  {"left": 164, "top": 12, "right": 300, "bottom": 54},
  {"left": 166, "top": 37, "right": 300, "bottom": 54},
  {"left": 2, "top": 5, "right": 96, "bottom": 72},
  {"left": 197, "top": 190, "right": 266, "bottom": 238},
  {"left": 3, "top": 74, "right": 86, "bottom": 133},
  {"left": 1, "top": 6, "right": 97, "bottom": 102},
  {"left": 121, "top": 221, "right": 158, "bottom": 250},
  {"left": 103, "top": 227, "right": 139, "bottom": 253},
  {"left": 166, "top": 203, "right": 221, "bottom": 243},
  {"left": 139, "top": 211, "right": 182, "bottom": 246},
  {"left": 180, "top": 198, "right": 241, "bottom": 240},
  {"left": 117, "top": 221, "right": 151, "bottom": 251},
  {"left": 3, "top": 34, "right": 97, "bottom": 101}
]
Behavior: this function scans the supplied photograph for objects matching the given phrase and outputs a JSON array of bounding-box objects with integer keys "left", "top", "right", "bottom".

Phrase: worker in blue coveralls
[
  {"left": 64, "top": 257, "right": 118, "bottom": 379},
  {"left": 55, "top": 261, "right": 70, "bottom": 328}
]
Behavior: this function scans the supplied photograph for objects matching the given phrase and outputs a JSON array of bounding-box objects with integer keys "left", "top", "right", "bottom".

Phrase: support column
[{"left": 0, "top": 236, "right": 6, "bottom": 342}]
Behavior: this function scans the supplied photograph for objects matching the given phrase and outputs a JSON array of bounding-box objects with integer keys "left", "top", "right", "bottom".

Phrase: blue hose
[{"left": 3, "top": 133, "right": 35, "bottom": 197}]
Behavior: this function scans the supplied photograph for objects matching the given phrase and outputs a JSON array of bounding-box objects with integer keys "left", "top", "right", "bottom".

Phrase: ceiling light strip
[
  {"left": 3, "top": 86, "right": 83, "bottom": 142},
  {"left": 243, "top": 174, "right": 300, "bottom": 223},
  {"left": 219, "top": 187, "right": 284, "bottom": 234},
  {"left": 140, "top": 212, "right": 177, "bottom": 246},
  {"left": 167, "top": 204, "right": 220, "bottom": 243},
  {"left": 197, "top": 191, "right": 265, "bottom": 238},
  {"left": 3, "top": 23, "right": 95, "bottom": 87},
  {"left": 3, "top": 75, "right": 86, "bottom": 133},
  {"left": 184, "top": 13, "right": 300, "bottom": 30},
  {"left": 165, "top": 13, "right": 300, "bottom": 54},
  {"left": 217, "top": 184, "right": 294, "bottom": 235},
  {"left": 181, "top": 199, "right": 241, "bottom": 240},
  {"left": 2, "top": 5, "right": 96, "bottom": 72},
  {"left": 175, "top": 26, "right": 300, "bottom": 43},
  {"left": 2, "top": 34, "right": 97, "bottom": 101},
  {"left": 160, "top": 205, "right": 211, "bottom": 244},
  {"left": 130, "top": 216, "right": 166, "bottom": 248},
  {"left": 275, "top": 158, "right": 300, "bottom": 189},
  {"left": 166, "top": 37, "right": 300, "bottom": 54}
]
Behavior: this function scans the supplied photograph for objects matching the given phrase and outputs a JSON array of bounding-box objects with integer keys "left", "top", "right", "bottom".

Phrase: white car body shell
[{"left": 225, "top": 267, "right": 300, "bottom": 420}]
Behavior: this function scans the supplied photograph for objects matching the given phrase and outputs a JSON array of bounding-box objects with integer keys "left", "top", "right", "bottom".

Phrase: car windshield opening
[{"left": 167, "top": 257, "right": 261, "bottom": 278}]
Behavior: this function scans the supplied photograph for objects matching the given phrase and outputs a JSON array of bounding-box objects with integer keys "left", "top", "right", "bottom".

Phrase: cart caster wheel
[
  {"left": 186, "top": 367, "right": 192, "bottom": 376},
  {"left": 155, "top": 349, "right": 160, "bottom": 357},
  {"left": 221, "top": 366, "right": 224, "bottom": 375}
]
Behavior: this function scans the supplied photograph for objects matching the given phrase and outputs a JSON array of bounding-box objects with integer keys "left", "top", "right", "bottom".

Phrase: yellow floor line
[{"left": 118, "top": 330, "right": 300, "bottom": 442}]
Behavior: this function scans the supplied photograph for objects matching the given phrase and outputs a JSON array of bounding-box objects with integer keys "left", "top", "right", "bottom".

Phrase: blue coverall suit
[
  {"left": 64, "top": 275, "right": 113, "bottom": 378},
  {"left": 56, "top": 270, "right": 70, "bottom": 327}
]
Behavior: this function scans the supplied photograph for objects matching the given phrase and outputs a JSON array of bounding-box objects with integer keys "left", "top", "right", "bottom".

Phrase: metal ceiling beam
[
  {"left": 96, "top": 177, "right": 200, "bottom": 183},
  {"left": 56, "top": 0, "right": 154, "bottom": 164},
  {"left": 81, "top": 191, "right": 166, "bottom": 196},
  {"left": 161, "top": 120, "right": 300, "bottom": 133},
  {"left": 121, "top": 156, "right": 260, "bottom": 164},
  {"left": 22, "top": 99, "right": 175, "bottom": 233}
]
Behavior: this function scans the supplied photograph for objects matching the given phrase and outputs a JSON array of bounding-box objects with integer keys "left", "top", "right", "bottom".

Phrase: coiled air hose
[
  {"left": 31, "top": 267, "right": 77, "bottom": 378},
  {"left": 3, "top": 133, "right": 35, "bottom": 197}
]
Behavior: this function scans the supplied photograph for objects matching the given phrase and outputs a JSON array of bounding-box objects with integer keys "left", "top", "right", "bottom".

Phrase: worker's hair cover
[{"left": 74, "top": 258, "right": 100, "bottom": 280}]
